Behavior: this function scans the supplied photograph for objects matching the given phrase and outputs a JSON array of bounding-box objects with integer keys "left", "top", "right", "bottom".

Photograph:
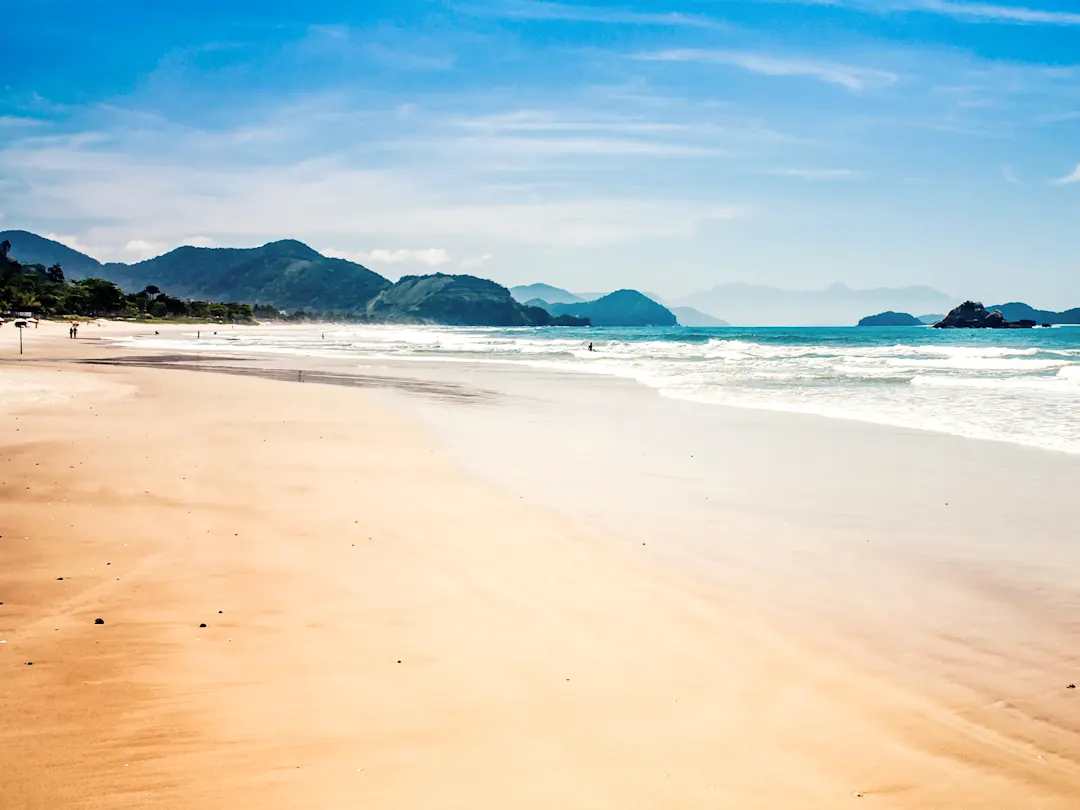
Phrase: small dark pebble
[
  {"left": 1068, "top": 684, "right": 1076, "bottom": 689},
  {"left": 199, "top": 623, "right": 207, "bottom": 628},
  {"left": 94, "top": 618, "right": 104, "bottom": 625},
  {"left": 397, "top": 660, "right": 402, "bottom": 664},
  {"left": 57, "top": 577, "right": 63, "bottom": 581},
  {"left": 218, "top": 610, "right": 222, "bottom": 614},
  {"left": 26, "top": 662, "right": 33, "bottom": 666}
]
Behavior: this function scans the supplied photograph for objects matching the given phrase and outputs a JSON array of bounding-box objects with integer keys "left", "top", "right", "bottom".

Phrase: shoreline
[
  {"left": 2, "top": 322, "right": 1080, "bottom": 807},
  {"left": 107, "top": 324, "right": 1080, "bottom": 462}
]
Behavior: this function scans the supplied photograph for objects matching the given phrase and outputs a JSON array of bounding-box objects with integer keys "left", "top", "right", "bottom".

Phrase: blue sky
[{"left": 2, "top": 0, "right": 1079, "bottom": 304}]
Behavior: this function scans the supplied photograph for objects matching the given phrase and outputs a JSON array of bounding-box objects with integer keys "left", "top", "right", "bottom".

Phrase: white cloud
[
  {"left": 43, "top": 232, "right": 102, "bottom": 258},
  {"left": 124, "top": 239, "right": 167, "bottom": 260},
  {"left": 898, "top": 0, "right": 1080, "bottom": 25},
  {"left": 324, "top": 248, "right": 452, "bottom": 266},
  {"left": 763, "top": 168, "right": 862, "bottom": 180},
  {"left": 0, "top": 93, "right": 756, "bottom": 266},
  {"left": 779, "top": 0, "right": 1080, "bottom": 25},
  {"left": 5, "top": 132, "right": 751, "bottom": 253},
  {"left": 1051, "top": 164, "right": 1080, "bottom": 185},
  {"left": 455, "top": 109, "right": 690, "bottom": 134},
  {"left": 469, "top": 0, "right": 728, "bottom": 29},
  {"left": 369, "top": 248, "right": 452, "bottom": 266},
  {"left": 635, "top": 49, "right": 899, "bottom": 91},
  {"left": 460, "top": 254, "right": 493, "bottom": 269},
  {"left": 0, "top": 116, "right": 44, "bottom": 129},
  {"left": 1000, "top": 165, "right": 1022, "bottom": 185},
  {"left": 454, "top": 134, "right": 725, "bottom": 158}
]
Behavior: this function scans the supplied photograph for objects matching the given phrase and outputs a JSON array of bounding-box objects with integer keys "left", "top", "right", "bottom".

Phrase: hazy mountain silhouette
[
  {"left": 668, "top": 307, "right": 730, "bottom": 327},
  {"left": 510, "top": 283, "right": 583, "bottom": 305},
  {"left": 678, "top": 281, "right": 954, "bottom": 326}
]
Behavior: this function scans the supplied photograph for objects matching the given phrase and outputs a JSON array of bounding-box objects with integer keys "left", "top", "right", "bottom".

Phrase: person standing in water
[{"left": 588, "top": 342, "right": 594, "bottom": 352}]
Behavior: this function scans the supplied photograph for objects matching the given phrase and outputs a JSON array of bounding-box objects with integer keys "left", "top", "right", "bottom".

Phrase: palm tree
[{"left": 11, "top": 289, "right": 41, "bottom": 313}]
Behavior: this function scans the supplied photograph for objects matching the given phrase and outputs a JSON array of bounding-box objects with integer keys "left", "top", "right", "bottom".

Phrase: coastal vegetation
[{"left": 0, "top": 240, "right": 255, "bottom": 322}]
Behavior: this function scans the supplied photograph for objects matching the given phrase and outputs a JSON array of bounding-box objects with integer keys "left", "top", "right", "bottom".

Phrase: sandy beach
[{"left": 3, "top": 321, "right": 1080, "bottom": 809}]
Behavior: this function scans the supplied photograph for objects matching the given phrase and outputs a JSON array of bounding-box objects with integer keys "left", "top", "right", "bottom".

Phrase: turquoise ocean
[{"left": 128, "top": 325, "right": 1080, "bottom": 455}]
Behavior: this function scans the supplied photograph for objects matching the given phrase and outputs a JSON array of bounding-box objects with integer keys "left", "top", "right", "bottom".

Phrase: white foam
[{"left": 112, "top": 325, "right": 1080, "bottom": 455}]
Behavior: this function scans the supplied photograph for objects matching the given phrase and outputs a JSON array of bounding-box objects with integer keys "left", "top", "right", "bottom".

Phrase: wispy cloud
[
  {"left": 763, "top": 168, "right": 862, "bottom": 179},
  {"left": 124, "top": 239, "right": 168, "bottom": 260},
  {"left": 460, "top": 253, "right": 493, "bottom": 269},
  {"left": 451, "top": 134, "right": 725, "bottom": 158},
  {"left": 900, "top": 0, "right": 1080, "bottom": 26},
  {"left": 1001, "top": 165, "right": 1023, "bottom": 185},
  {"left": 455, "top": 109, "right": 690, "bottom": 134},
  {"left": 635, "top": 49, "right": 899, "bottom": 90},
  {"left": 466, "top": 0, "right": 730, "bottom": 29},
  {"left": 780, "top": 0, "right": 1080, "bottom": 26},
  {"left": 1035, "top": 109, "right": 1080, "bottom": 125},
  {"left": 1051, "top": 163, "right": 1080, "bottom": 185},
  {"left": 43, "top": 232, "right": 103, "bottom": 257},
  {"left": 325, "top": 248, "right": 453, "bottom": 266},
  {"left": 0, "top": 116, "right": 45, "bottom": 129}
]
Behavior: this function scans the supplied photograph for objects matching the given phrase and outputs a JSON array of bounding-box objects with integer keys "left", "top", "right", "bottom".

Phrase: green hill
[
  {"left": 105, "top": 240, "right": 390, "bottom": 312},
  {"left": 367, "top": 274, "right": 563, "bottom": 326},
  {"left": 989, "top": 302, "right": 1080, "bottom": 325},
  {"left": 0, "top": 232, "right": 390, "bottom": 312},
  {"left": 0, "top": 230, "right": 104, "bottom": 276},
  {"left": 546, "top": 290, "right": 677, "bottom": 327}
]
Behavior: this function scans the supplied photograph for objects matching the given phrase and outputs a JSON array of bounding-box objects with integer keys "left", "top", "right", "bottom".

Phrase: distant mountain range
[
  {"left": 676, "top": 281, "right": 955, "bottom": 327},
  {"left": 0, "top": 231, "right": 581, "bottom": 326},
  {"left": 9, "top": 231, "right": 1074, "bottom": 329},
  {"left": 668, "top": 307, "right": 730, "bottom": 327},
  {"left": 3, "top": 230, "right": 389, "bottom": 313}
]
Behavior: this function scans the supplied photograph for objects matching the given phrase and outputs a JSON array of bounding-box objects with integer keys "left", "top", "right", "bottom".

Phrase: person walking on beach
[
  {"left": 588, "top": 342, "right": 594, "bottom": 352},
  {"left": 69, "top": 325, "right": 74, "bottom": 339}
]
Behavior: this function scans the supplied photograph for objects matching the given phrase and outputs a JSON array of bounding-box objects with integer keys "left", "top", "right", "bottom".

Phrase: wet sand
[{"left": 2, "top": 321, "right": 1080, "bottom": 808}]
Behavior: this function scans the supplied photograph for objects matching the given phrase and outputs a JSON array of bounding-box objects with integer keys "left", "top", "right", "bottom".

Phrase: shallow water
[{"left": 121, "top": 324, "right": 1080, "bottom": 454}]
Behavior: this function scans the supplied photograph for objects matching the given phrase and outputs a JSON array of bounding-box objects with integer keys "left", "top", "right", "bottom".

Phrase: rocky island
[
  {"left": 857, "top": 311, "right": 924, "bottom": 327},
  {"left": 933, "top": 301, "right": 1036, "bottom": 329}
]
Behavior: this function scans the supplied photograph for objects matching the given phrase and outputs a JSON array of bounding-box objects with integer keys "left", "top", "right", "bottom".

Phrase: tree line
[{"left": 1, "top": 240, "right": 256, "bottom": 322}]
